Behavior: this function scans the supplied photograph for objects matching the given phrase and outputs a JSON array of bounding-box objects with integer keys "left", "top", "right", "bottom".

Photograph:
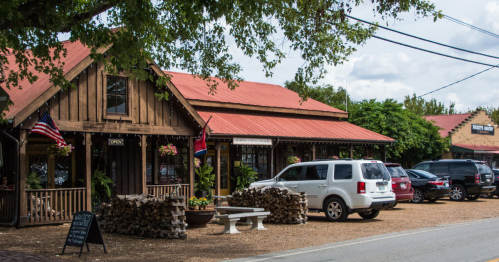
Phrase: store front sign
[
  {"left": 108, "top": 138, "right": 124, "bottom": 146},
  {"left": 471, "top": 124, "right": 494, "bottom": 136},
  {"left": 233, "top": 138, "right": 272, "bottom": 146}
]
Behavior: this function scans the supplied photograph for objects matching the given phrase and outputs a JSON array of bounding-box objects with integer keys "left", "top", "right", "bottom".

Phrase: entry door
[{"left": 206, "top": 142, "right": 231, "bottom": 196}]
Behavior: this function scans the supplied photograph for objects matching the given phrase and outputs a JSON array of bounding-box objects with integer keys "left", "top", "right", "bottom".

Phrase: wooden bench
[
  {"left": 216, "top": 212, "right": 270, "bottom": 234},
  {"left": 214, "top": 207, "right": 265, "bottom": 225}
]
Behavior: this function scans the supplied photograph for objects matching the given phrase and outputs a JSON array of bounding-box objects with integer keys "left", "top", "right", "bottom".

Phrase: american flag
[{"left": 31, "top": 112, "right": 67, "bottom": 146}]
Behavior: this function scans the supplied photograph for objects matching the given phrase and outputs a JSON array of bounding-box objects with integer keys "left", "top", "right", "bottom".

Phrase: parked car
[
  {"left": 384, "top": 163, "right": 414, "bottom": 203},
  {"left": 481, "top": 169, "right": 499, "bottom": 198},
  {"left": 249, "top": 159, "right": 396, "bottom": 222},
  {"left": 405, "top": 169, "right": 452, "bottom": 203},
  {"left": 412, "top": 160, "right": 496, "bottom": 201}
]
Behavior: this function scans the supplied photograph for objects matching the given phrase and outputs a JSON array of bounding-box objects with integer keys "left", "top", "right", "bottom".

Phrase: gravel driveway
[{"left": 1, "top": 198, "right": 498, "bottom": 261}]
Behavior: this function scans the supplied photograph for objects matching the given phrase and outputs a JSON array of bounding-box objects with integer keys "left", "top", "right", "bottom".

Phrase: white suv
[{"left": 250, "top": 159, "right": 396, "bottom": 222}]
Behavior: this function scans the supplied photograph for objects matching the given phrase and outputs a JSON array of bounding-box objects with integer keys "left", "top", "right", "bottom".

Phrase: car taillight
[
  {"left": 450, "top": 180, "right": 452, "bottom": 185},
  {"left": 428, "top": 181, "right": 444, "bottom": 186},
  {"left": 357, "top": 182, "right": 366, "bottom": 194},
  {"left": 391, "top": 181, "right": 397, "bottom": 188},
  {"left": 475, "top": 173, "right": 480, "bottom": 184}
]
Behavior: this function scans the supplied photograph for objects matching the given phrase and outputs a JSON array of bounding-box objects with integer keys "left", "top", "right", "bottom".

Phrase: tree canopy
[
  {"left": 0, "top": 0, "right": 440, "bottom": 115},
  {"left": 404, "top": 93, "right": 456, "bottom": 116},
  {"left": 284, "top": 80, "right": 351, "bottom": 111},
  {"left": 348, "top": 99, "right": 449, "bottom": 167}
]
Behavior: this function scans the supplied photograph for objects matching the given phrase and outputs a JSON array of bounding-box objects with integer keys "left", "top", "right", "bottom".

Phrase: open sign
[{"left": 108, "top": 138, "right": 124, "bottom": 146}]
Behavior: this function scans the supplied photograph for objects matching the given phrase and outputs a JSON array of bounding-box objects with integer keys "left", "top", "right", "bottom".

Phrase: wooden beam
[
  {"left": 84, "top": 132, "right": 92, "bottom": 211},
  {"left": 41, "top": 120, "right": 194, "bottom": 136},
  {"left": 187, "top": 100, "right": 349, "bottom": 119},
  {"left": 141, "top": 135, "right": 147, "bottom": 194},
  {"left": 188, "top": 136, "right": 194, "bottom": 198},
  {"left": 312, "top": 143, "right": 316, "bottom": 160},
  {"left": 13, "top": 46, "right": 111, "bottom": 127},
  {"left": 215, "top": 141, "right": 221, "bottom": 196},
  {"left": 19, "top": 130, "right": 27, "bottom": 225},
  {"left": 349, "top": 144, "right": 353, "bottom": 159}
]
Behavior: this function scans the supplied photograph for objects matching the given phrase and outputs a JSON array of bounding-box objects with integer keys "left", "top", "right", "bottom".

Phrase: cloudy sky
[{"left": 169, "top": 0, "right": 499, "bottom": 112}]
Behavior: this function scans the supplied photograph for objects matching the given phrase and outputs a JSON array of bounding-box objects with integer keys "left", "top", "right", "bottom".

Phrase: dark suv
[{"left": 412, "top": 160, "right": 496, "bottom": 201}]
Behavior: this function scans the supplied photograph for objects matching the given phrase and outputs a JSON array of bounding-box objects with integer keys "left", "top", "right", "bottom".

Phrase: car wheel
[
  {"left": 324, "top": 197, "right": 348, "bottom": 222},
  {"left": 481, "top": 193, "right": 495, "bottom": 198},
  {"left": 450, "top": 184, "right": 467, "bottom": 201},
  {"left": 411, "top": 189, "right": 425, "bottom": 203},
  {"left": 428, "top": 198, "right": 439, "bottom": 203},
  {"left": 358, "top": 210, "right": 380, "bottom": 219},
  {"left": 467, "top": 194, "right": 480, "bottom": 200}
]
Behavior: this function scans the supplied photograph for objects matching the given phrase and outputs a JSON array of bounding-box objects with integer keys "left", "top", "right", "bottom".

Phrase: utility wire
[
  {"left": 432, "top": 11, "right": 499, "bottom": 39},
  {"left": 344, "top": 14, "right": 499, "bottom": 60},
  {"left": 372, "top": 36, "right": 499, "bottom": 68},
  {"left": 418, "top": 63, "right": 499, "bottom": 97}
]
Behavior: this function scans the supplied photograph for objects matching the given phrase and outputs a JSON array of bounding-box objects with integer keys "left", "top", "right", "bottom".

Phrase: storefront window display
[
  {"left": 157, "top": 143, "right": 189, "bottom": 184},
  {"left": 237, "top": 146, "right": 268, "bottom": 180}
]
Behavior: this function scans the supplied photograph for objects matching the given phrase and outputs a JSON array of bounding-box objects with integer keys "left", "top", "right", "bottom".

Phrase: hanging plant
[
  {"left": 159, "top": 143, "right": 177, "bottom": 157},
  {"left": 194, "top": 157, "right": 201, "bottom": 168},
  {"left": 47, "top": 144, "right": 74, "bottom": 158},
  {"left": 287, "top": 156, "right": 301, "bottom": 164}
]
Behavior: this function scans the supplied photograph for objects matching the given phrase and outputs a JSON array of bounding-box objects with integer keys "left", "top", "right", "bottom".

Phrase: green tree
[
  {"left": 348, "top": 99, "right": 449, "bottom": 167},
  {"left": 404, "top": 93, "right": 456, "bottom": 116},
  {"left": 1, "top": 0, "right": 440, "bottom": 121},
  {"left": 284, "top": 80, "right": 351, "bottom": 111},
  {"left": 474, "top": 106, "right": 499, "bottom": 124}
]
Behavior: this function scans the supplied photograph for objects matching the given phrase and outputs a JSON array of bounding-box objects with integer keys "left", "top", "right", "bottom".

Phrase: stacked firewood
[
  {"left": 227, "top": 186, "right": 308, "bottom": 224},
  {"left": 99, "top": 194, "right": 187, "bottom": 239}
]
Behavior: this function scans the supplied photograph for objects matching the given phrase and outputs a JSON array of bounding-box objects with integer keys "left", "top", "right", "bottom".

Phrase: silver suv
[{"left": 250, "top": 159, "right": 396, "bottom": 221}]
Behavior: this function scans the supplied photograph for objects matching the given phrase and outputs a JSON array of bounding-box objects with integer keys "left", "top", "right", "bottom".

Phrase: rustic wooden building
[
  {"left": 167, "top": 71, "right": 396, "bottom": 196},
  {"left": 0, "top": 41, "right": 205, "bottom": 226}
]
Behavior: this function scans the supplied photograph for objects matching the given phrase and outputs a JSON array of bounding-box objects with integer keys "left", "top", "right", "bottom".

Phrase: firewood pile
[
  {"left": 227, "top": 186, "right": 308, "bottom": 224},
  {"left": 99, "top": 194, "right": 187, "bottom": 239}
]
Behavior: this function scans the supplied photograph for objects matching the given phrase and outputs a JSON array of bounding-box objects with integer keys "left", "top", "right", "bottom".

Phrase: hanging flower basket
[
  {"left": 287, "top": 156, "right": 301, "bottom": 164},
  {"left": 47, "top": 144, "right": 74, "bottom": 158},
  {"left": 194, "top": 157, "right": 201, "bottom": 168},
  {"left": 159, "top": 143, "right": 177, "bottom": 157}
]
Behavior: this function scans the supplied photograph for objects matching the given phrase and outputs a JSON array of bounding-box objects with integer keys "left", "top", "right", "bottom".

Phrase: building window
[
  {"left": 157, "top": 143, "right": 189, "bottom": 185},
  {"left": 239, "top": 146, "right": 268, "bottom": 180},
  {"left": 106, "top": 76, "right": 127, "bottom": 114}
]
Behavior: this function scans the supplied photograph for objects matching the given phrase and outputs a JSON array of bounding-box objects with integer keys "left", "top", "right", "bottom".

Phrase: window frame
[{"left": 102, "top": 74, "right": 133, "bottom": 121}]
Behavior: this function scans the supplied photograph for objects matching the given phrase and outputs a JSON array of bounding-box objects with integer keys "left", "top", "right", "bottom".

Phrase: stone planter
[{"left": 185, "top": 210, "right": 216, "bottom": 228}]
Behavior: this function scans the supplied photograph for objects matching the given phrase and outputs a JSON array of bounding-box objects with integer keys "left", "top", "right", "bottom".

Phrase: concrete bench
[
  {"left": 216, "top": 212, "right": 270, "bottom": 234},
  {"left": 214, "top": 207, "right": 265, "bottom": 225}
]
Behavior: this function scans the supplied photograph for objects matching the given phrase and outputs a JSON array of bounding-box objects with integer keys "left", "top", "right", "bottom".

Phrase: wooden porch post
[
  {"left": 188, "top": 136, "right": 194, "bottom": 198},
  {"left": 85, "top": 132, "right": 92, "bottom": 211},
  {"left": 349, "top": 144, "right": 353, "bottom": 159},
  {"left": 19, "top": 130, "right": 27, "bottom": 225},
  {"left": 312, "top": 143, "right": 316, "bottom": 160},
  {"left": 215, "top": 141, "right": 221, "bottom": 196},
  {"left": 141, "top": 135, "right": 147, "bottom": 194},
  {"left": 381, "top": 145, "right": 387, "bottom": 162}
]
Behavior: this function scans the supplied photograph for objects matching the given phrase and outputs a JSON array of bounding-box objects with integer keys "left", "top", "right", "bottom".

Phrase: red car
[{"left": 384, "top": 163, "right": 414, "bottom": 202}]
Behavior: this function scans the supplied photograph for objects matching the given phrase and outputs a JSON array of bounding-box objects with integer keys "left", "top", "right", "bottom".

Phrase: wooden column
[
  {"left": 381, "top": 145, "right": 387, "bottom": 162},
  {"left": 349, "top": 144, "right": 353, "bottom": 159},
  {"left": 84, "top": 132, "right": 92, "bottom": 211},
  {"left": 312, "top": 143, "right": 316, "bottom": 160},
  {"left": 188, "top": 136, "right": 195, "bottom": 198},
  {"left": 141, "top": 135, "right": 147, "bottom": 194},
  {"left": 215, "top": 141, "right": 221, "bottom": 196},
  {"left": 153, "top": 138, "right": 159, "bottom": 185},
  {"left": 19, "top": 130, "right": 27, "bottom": 225}
]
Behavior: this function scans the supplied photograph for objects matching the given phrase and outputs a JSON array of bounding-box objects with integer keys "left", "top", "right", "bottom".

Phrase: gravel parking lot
[{"left": 1, "top": 198, "right": 499, "bottom": 262}]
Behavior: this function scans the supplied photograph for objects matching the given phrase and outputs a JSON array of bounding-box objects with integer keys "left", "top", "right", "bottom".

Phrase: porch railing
[
  {"left": 0, "top": 190, "right": 16, "bottom": 225},
  {"left": 25, "top": 188, "right": 86, "bottom": 225},
  {"left": 147, "top": 184, "right": 190, "bottom": 199}
]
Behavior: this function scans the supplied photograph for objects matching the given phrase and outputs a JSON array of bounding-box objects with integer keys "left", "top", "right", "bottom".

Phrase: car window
[
  {"left": 406, "top": 171, "right": 419, "bottom": 179},
  {"left": 278, "top": 166, "right": 303, "bottom": 181},
  {"left": 334, "top": 164, "right": 352, "bottom": 180},
  {"left": 433, "top": 163, "right": 449, "bottom": 175},
  {"left": 303, "top": 165, "right": 328, "bottom": 180},
  {"left": 386, "top": 166, "right": 408, "bottom": 178},
  {"left": 413, "top": 170, "right": 437, "bottom": 178},
  {"left": 476, "top": 163, "right": 492, "bottom": 174},
  {"left": 361, "top": 163, "right": 390, "bottom": 180},
  {"left": 450, "top": 162, "right": 476, "bottom": 174},
  {"left": 414, "top": 163, "right": 430, "bottom": 172}
]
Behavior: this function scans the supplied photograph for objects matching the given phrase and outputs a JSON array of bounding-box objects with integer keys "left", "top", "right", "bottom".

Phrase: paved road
[{"left": 228, "top": 217, "right": 499, "bottom": 262}]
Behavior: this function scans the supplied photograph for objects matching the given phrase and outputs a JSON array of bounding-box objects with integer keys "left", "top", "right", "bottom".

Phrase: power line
[
  {"left": 434, "top": 12, "right": 499, "bottom": 39},
  {"left": 418, "top": 63, "right": 498, "bottom": 97},
  {"left": 479, "top": 97, "right": 499, "bottom": 107},
  {"left": 372, "top": 36, "right": 499, "bottom": 68},
  {"left": 344, "top": 14, "right": 499, "bottom": 60}
]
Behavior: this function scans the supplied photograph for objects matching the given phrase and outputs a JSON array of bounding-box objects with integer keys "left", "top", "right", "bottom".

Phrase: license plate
[
  {"left": 445, "top": 182, "right": 449, "bottom": 187},
  {"left": 486, "top": 179, "right": 491, "bottom": 183},
  {"left": 400, "top": 183, "right": 406, "bottom": 189},
  {"left": 378, "top": 185, "right": 385, "bottom": 191}
]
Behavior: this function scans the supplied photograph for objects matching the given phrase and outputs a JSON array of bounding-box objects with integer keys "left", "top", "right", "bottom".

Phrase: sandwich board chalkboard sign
[{"left": 62, "top": 211, "right": 107, "bottom": 257}]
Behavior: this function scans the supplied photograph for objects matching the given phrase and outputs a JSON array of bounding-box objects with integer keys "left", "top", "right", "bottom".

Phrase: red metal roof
[
  {"left": 198, "top": 110, "right": 394, "bottom": 141},
  {"left": 1, "top": 40, "right": 92, "bottom": 119},
  {"left": 422, "top": 113, "right": 473, "bottom": 137},
  {"left": 165, "top": 71, "right": 346, "bottom": 114},
  {"left": 453, "top": 143, "right": 499, "bottom": 151}
]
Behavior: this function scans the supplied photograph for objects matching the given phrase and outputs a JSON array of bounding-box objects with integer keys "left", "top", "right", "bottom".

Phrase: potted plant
[
  {"left": 158, "top": 143, "right": 177, "bottom": 157},
  {"left": 25, "top": 172, "right": 43, "bottom": 189},
  {"left": 47, "top": 144, "right": 74, "bottom": 158},
  {"left": 198, "top": 197, "right": 212, "bottom": 210},
  {"left": 287, "top": 156, "right": 301, "bottom": 164},
  {"left": 78, "top": 166, "right": 114, "bottom": 211},
  {"left": 194, "top": 164, "right": 215, "bottom": 198},
  {"left": 231, "top": 163, "right": 258, "bottom": 191},
  {"left": 188, "top": 196, "right": 200, "bottom": 210}
]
